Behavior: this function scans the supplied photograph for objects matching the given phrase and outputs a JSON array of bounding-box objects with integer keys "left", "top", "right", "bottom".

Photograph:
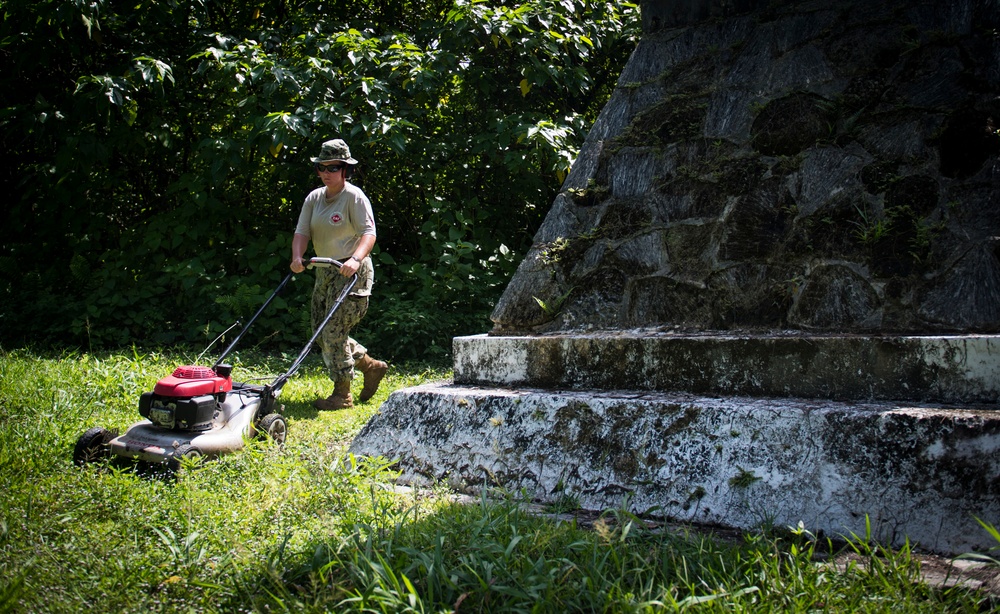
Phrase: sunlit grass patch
[{"left": 0, "top": 347, "right": 994, "bottom": 612}]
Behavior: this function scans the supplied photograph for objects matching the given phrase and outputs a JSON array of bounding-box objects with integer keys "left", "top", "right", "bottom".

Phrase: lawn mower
[{"left": 73, "top": 257, "right": 355, "bottom": 470}]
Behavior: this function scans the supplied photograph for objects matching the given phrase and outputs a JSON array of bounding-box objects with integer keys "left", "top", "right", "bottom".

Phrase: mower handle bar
[
  {"left": 211, "top": 257, "right": 353, "bottom": 372},
  {"left": 269, "top": 264, "right": 358, "bottom": 392},
  {"left": 306, "top": 257, "right": 344, "bottom": 269}
]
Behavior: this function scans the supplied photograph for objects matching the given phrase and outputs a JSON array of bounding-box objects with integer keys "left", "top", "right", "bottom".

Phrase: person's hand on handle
[
  {"left": 340, "top": 255, "right": 360, "bottom": 277},
  {"left": 290, "top": 233, "right": 310, "bottom": 273},
  {"left": 339, "top": 235, "right": 374, "bottom": 277}
]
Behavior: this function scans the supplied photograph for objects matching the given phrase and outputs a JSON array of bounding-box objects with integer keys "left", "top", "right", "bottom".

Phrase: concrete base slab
[
  {"left": 454, "top": 332, "right": 1000, "bottom": 403},
  {"left": 349, "top": 382, "right": 1000, "bottom": 555}
]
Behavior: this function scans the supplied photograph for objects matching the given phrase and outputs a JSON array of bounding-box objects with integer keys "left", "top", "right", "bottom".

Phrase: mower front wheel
[
  {"left": 73, "top": 427, "right": 117, "bottom": 466},
  {"left": 168, "top": 444, "right": 203, "bottom": 472},
  {"left": 257, "top": 413, "right": 287, "bottom": 445}
]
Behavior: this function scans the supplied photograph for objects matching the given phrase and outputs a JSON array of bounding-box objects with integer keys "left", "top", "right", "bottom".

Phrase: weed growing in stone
[{"left": 957, "top": 517, "right": 1000, "bottom": 568}]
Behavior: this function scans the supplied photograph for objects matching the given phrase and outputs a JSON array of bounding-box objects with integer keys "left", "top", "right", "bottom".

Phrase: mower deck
[{"left": 109, "top": 384, "right": 275, "bottom": 463}]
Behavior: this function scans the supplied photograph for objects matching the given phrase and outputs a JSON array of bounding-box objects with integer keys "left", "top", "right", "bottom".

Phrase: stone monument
[{"left": 351, "top": 0, "right": 1000, "bottom": 555}]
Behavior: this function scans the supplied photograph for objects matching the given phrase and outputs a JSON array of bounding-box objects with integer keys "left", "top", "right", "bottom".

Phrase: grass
[{"left": 0, "top": 346, "right": 995, "bottom": 613}]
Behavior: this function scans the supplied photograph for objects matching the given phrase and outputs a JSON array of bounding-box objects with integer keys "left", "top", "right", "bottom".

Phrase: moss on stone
[{"left": 751, "top": 93, "right": 835, "bottom": 156}]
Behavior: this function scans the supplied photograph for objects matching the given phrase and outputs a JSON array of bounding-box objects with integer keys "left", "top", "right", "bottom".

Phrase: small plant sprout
[
  {"left": 729, "top": 466, "right": 762, "bottom": 488},
  {"left": 534, "top": 287, "right": 574, "bottom": 317}
]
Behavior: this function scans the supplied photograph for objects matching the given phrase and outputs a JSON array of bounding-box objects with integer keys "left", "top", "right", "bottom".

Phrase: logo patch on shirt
[{"left": 330, "top": 213, "right": 343, "bottom": 224}]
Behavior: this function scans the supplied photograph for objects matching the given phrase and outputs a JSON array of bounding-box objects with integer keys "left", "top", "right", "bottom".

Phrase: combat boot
[
  {"left": 355, "top": 354, "right": 388, "bottom": 403},
  {"left": 313, "top": 380, "right": 353, "bottom": 410}
]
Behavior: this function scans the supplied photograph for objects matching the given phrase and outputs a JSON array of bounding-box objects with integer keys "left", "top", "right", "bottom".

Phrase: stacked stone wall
[{"left": 491, "top": 0, "right": 1000, "bottom": 336}]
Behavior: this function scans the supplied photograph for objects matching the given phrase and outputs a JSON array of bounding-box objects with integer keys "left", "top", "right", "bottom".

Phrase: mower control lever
[{"left": 306, "top": 257, "right": 343, "bottom": 269}]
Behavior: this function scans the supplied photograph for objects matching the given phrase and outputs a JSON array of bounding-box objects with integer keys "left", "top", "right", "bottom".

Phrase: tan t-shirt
[{"left": 295, "top": 183, "right": 376, "bottom": 261}]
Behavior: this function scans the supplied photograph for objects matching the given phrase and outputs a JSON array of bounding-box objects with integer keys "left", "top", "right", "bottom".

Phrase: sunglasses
[{"left": 316, "top": 163, "right": 345, "bottom": 173}]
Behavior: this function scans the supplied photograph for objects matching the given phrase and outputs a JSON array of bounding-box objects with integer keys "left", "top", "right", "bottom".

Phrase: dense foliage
[{"left": 0, "top": 0, "right": 639, "bottom": 360}]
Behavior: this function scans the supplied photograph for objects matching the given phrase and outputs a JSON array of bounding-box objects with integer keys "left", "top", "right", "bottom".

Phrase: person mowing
[{"left": 289, "top": 138, "right": 388, "bottom": 409}]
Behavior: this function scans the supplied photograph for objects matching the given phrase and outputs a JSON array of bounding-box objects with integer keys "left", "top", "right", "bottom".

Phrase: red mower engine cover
[
  {"left": 139, "top": 365, "right": 234, "bottom": 432},
  {"left": 154, "top": 365, "right": 233, "bottom": 397}
]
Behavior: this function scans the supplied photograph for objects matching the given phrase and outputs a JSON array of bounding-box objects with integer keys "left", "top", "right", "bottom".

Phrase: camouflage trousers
[{"left": 311, "top": 259, "right": 373, "bottom": 383}]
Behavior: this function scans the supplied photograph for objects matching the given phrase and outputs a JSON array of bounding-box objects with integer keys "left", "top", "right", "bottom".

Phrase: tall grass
[{"left": 0, "top": 347, "right": 992, "bottom": 612}]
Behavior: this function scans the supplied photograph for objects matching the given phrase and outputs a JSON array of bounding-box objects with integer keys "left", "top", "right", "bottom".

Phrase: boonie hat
[{"left": 311, "top": 139, "right": 358, "bottom": 165}]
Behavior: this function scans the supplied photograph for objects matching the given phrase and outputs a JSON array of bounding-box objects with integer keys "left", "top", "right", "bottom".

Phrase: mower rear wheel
[
  {"left": 168, "top": 444, "right": 203, "bottom": 472},
  {"left": 257, "top": 413, "right": 287, "bottom": 445},
  {"left": 73, "top": 427, "right": 117, "bottom": 466}
]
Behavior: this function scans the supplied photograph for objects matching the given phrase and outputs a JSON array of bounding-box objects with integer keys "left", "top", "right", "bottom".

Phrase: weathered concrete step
[
  {"left": 454, "top": 332, "right": 1000, "bottom": 403},
  {"left": 349, "top": 382, "right": 1000, "bottom": 555}
]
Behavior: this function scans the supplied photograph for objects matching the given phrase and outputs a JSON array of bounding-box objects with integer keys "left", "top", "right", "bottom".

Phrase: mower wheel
[
  {"left": 73, "top": 427, "right": 117, "bottom": 466},
  {"left": 257, "top": 413, "right": 287, "bottom": 445},
  {"left": 168, "top": 444, "right": 203, "bottom": 472}
]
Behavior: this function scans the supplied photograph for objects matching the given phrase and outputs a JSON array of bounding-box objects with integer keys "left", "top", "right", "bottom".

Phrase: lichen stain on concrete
[
  {"left": 350, "top": 384, "right": 1000, "bottom": 554},
  {"left": 660, "top": 404, "right": 702, "bottom": 437},
  {"left": 527, "top": 340, "right": 565, "bottom": 387},
  {"left": 543, "top": 398, "right": 706, "bottom": 483},
  {"left": 821, "top": 408, "right": 1000, "bottom": 500},
  {"left": 455, "top": 333, "right": 1000, "bottom": 403}
]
